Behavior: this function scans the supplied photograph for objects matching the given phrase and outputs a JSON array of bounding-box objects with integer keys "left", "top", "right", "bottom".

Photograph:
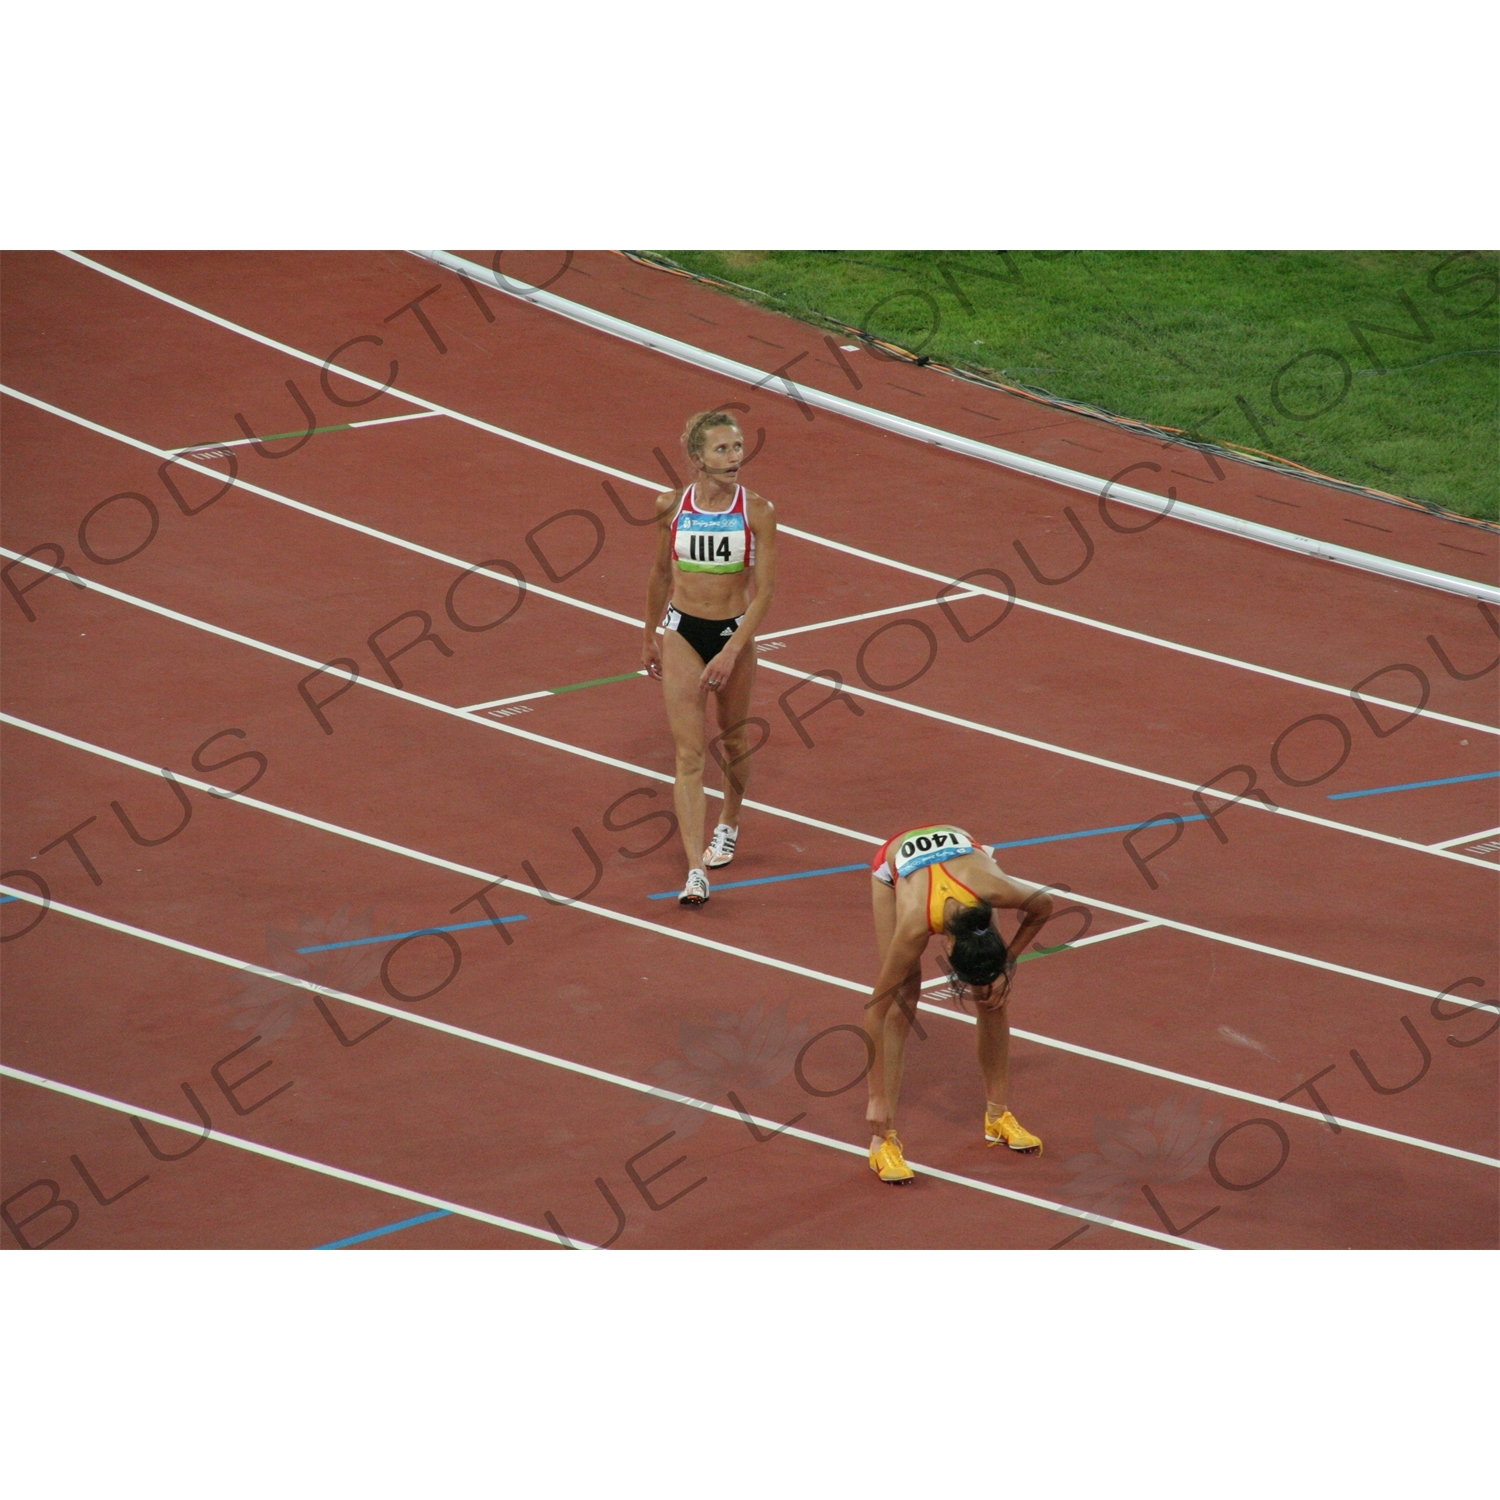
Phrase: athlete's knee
[
  {"left": 708, "top": 715, "right": 770, "bottom": 779},
  {"left": 716, "top": 725, "right": 750, "bottom": 758},
  {"left": 674, "top": 745, "right": 705, "bottom": 779}
]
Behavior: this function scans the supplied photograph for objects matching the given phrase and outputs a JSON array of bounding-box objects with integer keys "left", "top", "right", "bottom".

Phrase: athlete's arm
[
  {"left": 869, "top": 912, "right": 928, "bottom": 1013},
  {"left": 981, "top": 873, "right": 1055, "bottom": 959},
  {"left": 701, "top": 493, "right": 777, "bottom": 689},
  {"left": 642, "top": 489, "right": 679, "bottom": 679}
]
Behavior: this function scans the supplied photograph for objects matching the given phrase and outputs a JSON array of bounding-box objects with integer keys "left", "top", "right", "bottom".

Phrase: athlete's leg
[
  {"left": 711, "top": 644, "right": 759, "bottom": 828},
  {"left": 661, "top": 627, "right": 709, "bottom": 873},
  {"left": 866, "top": 876, "right": 919, "bottom": 1145},
  {"left": 977, "top": 992, "right": 1041, "bottom": 1151},
  {"left": 975, "top": 995, "right": 1012, "bottom": 1115}
]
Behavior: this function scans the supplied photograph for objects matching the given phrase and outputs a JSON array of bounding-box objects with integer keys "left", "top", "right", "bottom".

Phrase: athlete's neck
[{"left": 693, "top": 472, "right": 739, "bottom": 509}]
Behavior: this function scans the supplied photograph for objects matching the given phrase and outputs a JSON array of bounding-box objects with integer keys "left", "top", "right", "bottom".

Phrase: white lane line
[
  {"left": 0, "top": 1062, "right": 583, "bottom": 1249},
  {"left": 1012, "top": 879, "right": 1498, "bottom": 1016},
  {"left": 3, "top": 394, "right": 1488, "bottom": 878},
  {"left": 413, "top": 249, "right": 1500, "bottom": 610},
  {"left": 774, "top": 524, "right": 1499, "bottom": 739},
  {"left": 1066, "top": 918, "right": 1163, "bottom": 949},
  {"left": 3, "top": 709, "right": 1495, "bottom": 1136},
  {"left": 0, "top": 384, "right": 642, "bottom": 633},
  {"left": 461, "top": 690, "right": 553, "bottom": 712},
  {"left": 759, "top": 592, "right": 983, "bottom": 640},
  {"left": 6, "top": 880, "right": 1492, "bottom": 1177},
  {"left": 1431, "top": 825, "right": 1500, "bottom": 850},
  {"left": 0, "top": 546, "right": 872, "bottom": 849},
  {"left": 912, "top": 1008, "right": 1499, "bottom": 1170},
  {"left": 56, "top": 251, "right": 1497, "bottom": 738},
  {"left": 920, "top": 919, "right": 1162, "bottom": 988},
  {"left": 748, "top": 660, "right": 1497, "bottom": 872},
  {"left": 0, "top": 717, "right": 885, "bottom": 993},
  {"left": 56, "top": 251, "right": 655, "bottom": 487},
  {"left": 4, "top": 566, "right": 1495, "bottom": 1011},
  {"left": 166, "top": 410, "right": 442, "bottom": 455},
  {"left": 0, "top": 887, "right": 1204, "bottom": 1248}
]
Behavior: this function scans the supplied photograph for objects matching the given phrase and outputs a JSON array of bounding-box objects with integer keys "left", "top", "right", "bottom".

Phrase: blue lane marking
[
  {"left": 297, "top": 916, "right": 527, "bottom": 953},
  {"left": 0, "top": 895, "right": 14, "bottom": 904},
  {"left": 1328, "top": 769, "right": 1500, "bottom": 801},
  {"left": 646, "top": 816, "right": 1212, "bottom": 899},
  {"left": 988, "top": 815, "right": 1209, "bottom": 850},
  {"left": 316, "top": 1209, "right": 453, "bottom": 1249}
]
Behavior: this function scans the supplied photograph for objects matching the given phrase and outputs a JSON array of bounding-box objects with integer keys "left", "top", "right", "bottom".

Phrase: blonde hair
[{"left": 681, "top": 409, "right": 742, "bottom": 460}]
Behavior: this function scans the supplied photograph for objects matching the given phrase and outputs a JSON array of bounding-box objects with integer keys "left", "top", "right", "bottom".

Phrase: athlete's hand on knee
[
  {"left": 642, "top": 634, "right": 663, "bottom": 680},
  {"left": 700, "top": 643, "right": 739, "bottom": 693}
]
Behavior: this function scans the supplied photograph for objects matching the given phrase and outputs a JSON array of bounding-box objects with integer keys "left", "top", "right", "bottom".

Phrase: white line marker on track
[
  {"left": 772, "top": 523, "right": 1499, "bottom": 739},
  {"left": 3, "top": 565, "right": 1494, "bottom": 1009},
  {"left": 0, "top": 413, "right": 1488, "bottom": 875},
  {"left": 915, "top": 1003, "right": 1500, "bottom": 1173},
  {"left": 0, "top": 1063, "right": 583, "bottom": 1249},
  {"left": 0, "top": 383, "right": 643, "bottom": 630},
  {"left": 0, "top": 546, "right": 872, "bottom": 849},
  {"left": 1062, "top": 918, "right": 1164, "bottom": 949},
  {"left": 0, "top": 888, "right": 1209, "bottom": 1249},
  {"left": 920, "top": 919, "right": 1162, "bottom": 988},
  {"left": 54, "top": 251, "right": 1499, "bottom": 737},
  {"left": 461, "top": 690, "right": 553, "bottom": 712},
  {"left": 6, "top": 878, "right": 1494, "bottom": 1173},
  {"left": 1431, "top": 825, "right": 1500, "bottom": 850},
  {"left": 0, "top": 728, "right": 1493, "bottom": 1149},
  {"left": 748, "top": 661, "right": 1497, "bottom": 872},
  {"left": 759, "top": 592, "right": 984, "bottom": 640},
  {"left": 166, "top": 409, "right": 442, "bottom": 454}
]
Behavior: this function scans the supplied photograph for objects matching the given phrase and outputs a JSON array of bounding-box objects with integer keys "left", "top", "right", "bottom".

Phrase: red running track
[{"left": 1, "top": 250, "right": 1495, "bottom": 1251}]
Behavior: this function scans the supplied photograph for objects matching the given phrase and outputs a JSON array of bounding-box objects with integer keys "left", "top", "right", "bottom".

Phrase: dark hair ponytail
[{"left": 944, "top": 901, "right": 1013, "bottom": 1007}]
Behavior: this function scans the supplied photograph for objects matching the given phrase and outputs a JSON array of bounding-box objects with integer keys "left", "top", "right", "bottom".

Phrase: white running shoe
[
  {"left": 703, "top": 824, "right": 738, "bottom": 869},
  {"left": 679, "top": 869, "right": 710, "bottom": 906}
]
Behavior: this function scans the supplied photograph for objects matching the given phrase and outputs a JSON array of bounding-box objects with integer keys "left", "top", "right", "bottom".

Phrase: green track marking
[
  {"left": 183, "top": 421, "right": 353, "bottom": 451},
  {"left": 1017, "top": 943, "right": 1073, "bottom": 963},
  {"left": 548, "top": 670, "right": 644, "bottom": 695}
]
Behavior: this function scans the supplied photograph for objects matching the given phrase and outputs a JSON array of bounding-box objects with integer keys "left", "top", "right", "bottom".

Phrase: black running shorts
[{"left": 664, "top": 605, "right": 745, "bottom": 665}]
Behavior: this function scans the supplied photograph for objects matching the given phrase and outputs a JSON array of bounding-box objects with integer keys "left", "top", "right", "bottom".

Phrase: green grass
[{"left": 657, "top": 251, "right": 1499, "bottom": 522}]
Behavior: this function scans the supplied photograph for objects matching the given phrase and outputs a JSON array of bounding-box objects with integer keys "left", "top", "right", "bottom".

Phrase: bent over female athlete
[
  {"left": 643, "top": 410, "right": 778, "bottom": 906},
  {"left": 866, "top": 824, "right": 1054, "bottom": 1184}
]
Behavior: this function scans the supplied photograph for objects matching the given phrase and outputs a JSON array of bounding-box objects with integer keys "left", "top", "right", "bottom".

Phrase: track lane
[
  {"left": 5, "top": 627, "right": 1494, "bottom": 1200},
  {"left": 767, "top": 610, "right": 1500, "bottom": 849},
  {"left": 1, "top": 877, "right": 1196, "bottom": 1252},
  {"left": 0, "top": 1071, "right": 554, "bottom": 1251},
  {"left": 6, "top": 875, "right": 1491, "bottom": 1250},
  {"left": 64, "top": 248, "right": 1499, "bottom": 726},
  {"left": 6, "top": 698, "right": 1495, "bottom": 1167},
  {"left": 5, "top": 252, "right": 1494, "bottom": 1248},
  {"left": 2, "top": 381, "right": 1488, "bottom": 876},
  {"left": 3, "top": 556, "right": 1493, "bottom": 1013}
]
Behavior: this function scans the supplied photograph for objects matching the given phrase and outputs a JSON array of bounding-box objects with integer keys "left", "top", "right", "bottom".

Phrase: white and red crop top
[{"left": 671, "top": 485, "right": 754, "bottom": 574}]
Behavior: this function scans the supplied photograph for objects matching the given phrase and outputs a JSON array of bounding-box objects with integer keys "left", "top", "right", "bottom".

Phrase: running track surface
[{"left": 1, "top": 249, "right": 1496, "bottom": 1252}]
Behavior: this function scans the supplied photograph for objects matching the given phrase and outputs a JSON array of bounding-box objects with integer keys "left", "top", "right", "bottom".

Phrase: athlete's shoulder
[
  {"left": 744, "top": 489, "right": 777, "bottom": 522},
  {"left": 653, "top": 486, "right": 683, "bottom": 519}
]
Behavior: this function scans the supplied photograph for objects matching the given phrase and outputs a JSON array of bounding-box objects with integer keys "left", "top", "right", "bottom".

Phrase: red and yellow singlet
[{"left": 872, "top": 825, "right": 985, "bottom": 934}]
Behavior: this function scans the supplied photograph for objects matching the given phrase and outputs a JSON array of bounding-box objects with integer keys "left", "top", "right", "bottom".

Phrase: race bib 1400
[{"left": 892, "top": 827, "right": 975, "bottom": 879}]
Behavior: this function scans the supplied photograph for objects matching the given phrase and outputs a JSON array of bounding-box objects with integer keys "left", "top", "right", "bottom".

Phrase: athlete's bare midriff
[{"left": 670, "top": 564, "right": 751, "bottom": 618}]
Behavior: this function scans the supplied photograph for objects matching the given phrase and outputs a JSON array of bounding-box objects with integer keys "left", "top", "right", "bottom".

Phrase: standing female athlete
[
  {"left": 865, "top": 823, "right": 1054, "bottom": 1183},
  {"left": 643, "top": 411, "right": 778, "bottom": 906}
]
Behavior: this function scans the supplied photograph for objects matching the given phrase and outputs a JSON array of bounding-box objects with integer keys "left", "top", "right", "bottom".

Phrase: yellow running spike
[
  {"left": 985, "top": 1109, "right": 1043, "bottom": 1154},
  {"left": 869, "top": 1132, "right": 916, "bottom": 1184}
]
